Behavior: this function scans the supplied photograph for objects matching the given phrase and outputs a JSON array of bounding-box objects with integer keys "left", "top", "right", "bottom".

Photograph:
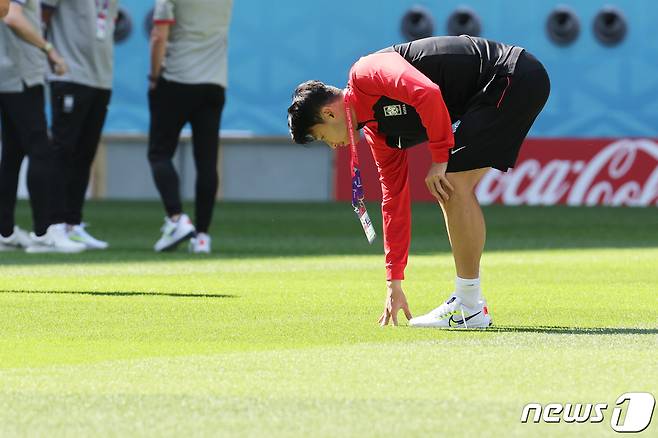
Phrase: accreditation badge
[
  {"left": 354, "top": 200, "right": 376, "bottom": 244},
  {"left": 96, "top": 14, "right": 107, "bottom": 40}
]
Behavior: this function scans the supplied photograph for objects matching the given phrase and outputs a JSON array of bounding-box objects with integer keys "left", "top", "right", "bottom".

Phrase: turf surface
[{"left": 1, "top": 201, "right": 657, "bottom": 437}]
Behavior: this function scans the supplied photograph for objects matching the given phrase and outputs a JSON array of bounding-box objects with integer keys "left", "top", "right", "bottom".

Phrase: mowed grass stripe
[{"left": 0, "top": 338, "right": 656, "bottom": 437}]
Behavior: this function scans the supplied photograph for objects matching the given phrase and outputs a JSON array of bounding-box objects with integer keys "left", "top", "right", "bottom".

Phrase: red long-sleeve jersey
[{"left": 345, "top": 51, "right": 454, "bottom": 280}]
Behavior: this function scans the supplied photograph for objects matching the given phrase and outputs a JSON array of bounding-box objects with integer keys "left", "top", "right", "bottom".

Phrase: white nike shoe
[
  {"left": 409, "top": 295, "right": 493, "bottom": 328},
  {"left": 154, "top": 213, "right": 196, "bottom": 252},
  {"left": 0, "top": 226, "right": 32, "bottom": 251},
  {"left": 189, "top": 233, "right": 211, "bottom": 254},
  {"left": 68, "top": 223, "right": 109, "bottom": 250},
  {"left": 26, "top": 224, "right": 86, "bottom": 254}
]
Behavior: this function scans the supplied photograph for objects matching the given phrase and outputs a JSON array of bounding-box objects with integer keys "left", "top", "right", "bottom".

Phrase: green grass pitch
[{"left": 1, "top": 200, "right": 656, "bottom": 436}]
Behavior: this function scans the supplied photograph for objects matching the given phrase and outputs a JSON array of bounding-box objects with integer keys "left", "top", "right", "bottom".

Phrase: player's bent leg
[
  {"left": 409, "top": 167, "right": 493, "bottom": 329},
  {"left": 441, "top": 167, "right": 490, "bottom": 279}
]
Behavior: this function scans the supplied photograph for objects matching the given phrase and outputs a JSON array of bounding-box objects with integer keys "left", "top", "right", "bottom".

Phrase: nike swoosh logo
[
  {"left": 451, "top": 146, "right": 466, "bottom": 155},
  {"left": 449, "top": 311, "right": 481, "bottom": 327}
]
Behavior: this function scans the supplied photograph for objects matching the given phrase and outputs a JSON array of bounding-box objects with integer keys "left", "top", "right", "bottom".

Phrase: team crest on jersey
[{"left": 383, "top": 104, "right": 407, "bottom": 117}]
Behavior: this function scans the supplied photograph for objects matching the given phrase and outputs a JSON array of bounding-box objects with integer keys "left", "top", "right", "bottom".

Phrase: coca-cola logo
[{"left": 476, "top": 139, "right": 658, "bottom": 206}]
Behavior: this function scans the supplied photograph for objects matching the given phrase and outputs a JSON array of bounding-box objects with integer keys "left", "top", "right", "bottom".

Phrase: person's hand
[
  {"left": 425, "top": 161, "right": 454, "bottom": 204},
  {"left": 148, "top": 74, "right": 159, "bottom": 91},
  {"left": 48, "top": 49, "right": 68, "bottom": 76},
  {"left": 378, "top": 280, "right": 412, "bottom": 326}
]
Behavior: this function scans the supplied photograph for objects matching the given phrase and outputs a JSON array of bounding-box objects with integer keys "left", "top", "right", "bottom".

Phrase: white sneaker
[
  {"left": 409, "top": 294, "right": 493, "bottom": 328},
  {"left": 0, "top": 226, "right": 32, "bottom": 251},
  {"left": 26, "top": 224, "right": 86, "bottom": 254},
  {"left": 154, "top": 213, "right": 196, "bottom": 252},
  {"left": 68, "top": 223, "right": 109, "bottom": 250},
  {"left": 189, "top": 233, "right": 211, "bottom": 254}
]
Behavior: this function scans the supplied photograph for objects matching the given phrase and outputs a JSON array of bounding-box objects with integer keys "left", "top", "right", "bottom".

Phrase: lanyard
[
  {"left": 96, "top": 0, "right": 110, "bottom": 18},
  {"left": 344, "top": 91, "right": 363, "bottom": 207},
  {"left": 344, "top": 90, "right": 376, "bottom": 244}
]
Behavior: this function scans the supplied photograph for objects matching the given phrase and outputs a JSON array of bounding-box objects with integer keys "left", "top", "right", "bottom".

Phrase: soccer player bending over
[{"left": 288, "top": 36, "right": 549, "bottom": 328}]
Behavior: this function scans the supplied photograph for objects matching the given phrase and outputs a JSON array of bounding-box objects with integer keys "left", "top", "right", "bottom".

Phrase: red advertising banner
[{"left": 335, "top": 138, "right": 658, "bottom": 206}]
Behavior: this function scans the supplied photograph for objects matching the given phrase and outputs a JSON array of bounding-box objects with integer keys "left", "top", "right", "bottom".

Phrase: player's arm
[
  {"left": 364, "top": 128, "right": 413, "bottom": 326},
  {"left": 366, "top": 128, "right": 411, "bottom": 282},
  {"left": 4, "top": 0, "right": 67, "bottom": 75},
  {"left": 149, "top": 0, "right": 175, "bottom": 89},
  {"left": 351, "top": 52, "right": 455, "bottom": 202},
  {"left": 149, "top": 24, "right": 169, "bottom": 88},
  {"left": 0, "top": 0, "right": 9, "bottom": 18}
]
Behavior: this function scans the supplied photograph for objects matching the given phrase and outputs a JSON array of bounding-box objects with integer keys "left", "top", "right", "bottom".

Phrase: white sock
[{"left": 455, "top": 276, "right": 481, "bottom": 307}]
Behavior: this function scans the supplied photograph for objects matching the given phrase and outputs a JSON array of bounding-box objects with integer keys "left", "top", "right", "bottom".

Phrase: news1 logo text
[{"left": 521, "top": 392, "right": 655, "bottom": 433}]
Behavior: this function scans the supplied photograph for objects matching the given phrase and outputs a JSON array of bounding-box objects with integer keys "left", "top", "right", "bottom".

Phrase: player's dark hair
[{"left": 287, "top": 80, "right": 342, "bottom": 144}]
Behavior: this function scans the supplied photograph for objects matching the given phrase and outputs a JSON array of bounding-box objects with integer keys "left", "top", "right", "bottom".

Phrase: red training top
[{"left": 345, "top": 51, "right": 454, "bottom": 280}]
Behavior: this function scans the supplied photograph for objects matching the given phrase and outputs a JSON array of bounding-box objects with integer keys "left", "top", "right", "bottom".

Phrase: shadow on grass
[
  {"left": 0, "top": 290, "right": 236, "bottom": 299},
  {"left": 483, "top": 326, "right": 658, "bottom": 335}
]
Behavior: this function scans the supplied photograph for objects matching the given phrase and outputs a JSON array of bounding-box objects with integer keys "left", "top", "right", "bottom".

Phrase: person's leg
[
  {"left": 189, "top": 85, "right": 224, "bottom": 233},
  {"left": 0, "top": 97, "right": 25, "bottom": 237},
  {"left": 147, "top": 79, "right": 188, "bottom": 218},
  {"left": 440, "top": 167, "right": 491, "bottom": 280},
  {"left": 12, "top": 86, "right": 52, "bottom": 236},
  {"left": 65, "top": 87, "right": 111, "bottom": 225},
  {"left": 49, "top": 81, "right": 89, "bottom": 225},
  {"left": 408, "top": 166, "right": 493, "bottom": 328}
]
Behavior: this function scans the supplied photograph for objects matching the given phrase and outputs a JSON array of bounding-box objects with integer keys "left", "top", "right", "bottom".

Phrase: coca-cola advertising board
[{"left": 334, "top": 138, "right": 658, "bottom": 206}]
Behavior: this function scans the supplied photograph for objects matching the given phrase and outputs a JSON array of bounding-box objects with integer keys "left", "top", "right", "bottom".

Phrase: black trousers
[
  {"left": 50, "top": 81, "right": 111, "bottom": 225},
  {"left": 148, "top": 78, "right": 225, "bottom": 233},
  {"left": 0, "top": 85, "right": 52, "bottom": 236}
]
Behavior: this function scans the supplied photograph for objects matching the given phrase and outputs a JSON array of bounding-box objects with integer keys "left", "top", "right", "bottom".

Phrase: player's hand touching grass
[
  {"left": 425, "top": 162, "right": 454, "bottom": 204},
  {"left": 379, "top": 280, "right": 412, "bottom": 326}
]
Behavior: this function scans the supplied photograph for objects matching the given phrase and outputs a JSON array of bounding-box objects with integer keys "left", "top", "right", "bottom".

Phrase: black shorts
[{"left": 446, "top": 50, "right": 551, "bottom": 173}]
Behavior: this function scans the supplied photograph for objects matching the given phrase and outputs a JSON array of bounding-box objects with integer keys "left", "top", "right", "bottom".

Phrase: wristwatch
[{"left": 41, "top": 42, "right": 54, "bottom": 54}]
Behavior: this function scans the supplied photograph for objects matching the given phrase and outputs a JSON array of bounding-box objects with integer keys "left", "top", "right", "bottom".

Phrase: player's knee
[{"left": 447, "top": 177, "right": 478, "bottom": 198}]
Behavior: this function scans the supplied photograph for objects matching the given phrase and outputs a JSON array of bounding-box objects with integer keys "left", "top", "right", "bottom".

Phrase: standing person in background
[
  {"left": 0, "top": 0, "right": 85, "bottom": 253},
  {"left": 147, "top": 0, "right": 233, "bottom": 253},
  {"left": 42, "top": 0, "right": 119, "bottom": 250}
]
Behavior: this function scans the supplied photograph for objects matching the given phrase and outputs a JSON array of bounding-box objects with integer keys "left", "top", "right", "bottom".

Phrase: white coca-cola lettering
[
  {"left": 567, "top": 139, "right": 658, "bottom": 206},
  {"left": 501, "top": 161, "right": 541, "bottom": 205},
  {"left": 611, "top": 181, "right": 642, "bottom": 206},
  {"left": 475, "top": 139, "right": 658, "bottom": 206},
  {"left": 638, "top": 167, "right": 658, "bottom": 205},
  {"left": 523, "top": 160, "right": 572, "bottom": 205}
]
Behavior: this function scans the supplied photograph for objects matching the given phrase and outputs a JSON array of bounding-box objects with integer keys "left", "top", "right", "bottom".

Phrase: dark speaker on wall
[
  {"left": 400, "top": 6, "right": 435, "bottom": 42},
  {"left": 113, "top": 7, "right": 133, "bottom": 43},
  {"left": 593, "top": 6, "right": 627, "bottom": 46},
  {"left": 546, "top": 6, "right": 580, "bottom": 46},
  {"left": 446, "top": 7, "right": 481, "bottom": 37}
]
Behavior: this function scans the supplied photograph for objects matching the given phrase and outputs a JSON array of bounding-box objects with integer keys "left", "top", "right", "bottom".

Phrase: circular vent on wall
[
  {"left": 546, "top": 6, "right": 580, "bottom": 46},
  {"left": 400, "top": 6, "right": 435, "bottom": 42},
  {"left": 114, "top": 7, "right": 133, "bottom": 43},
  {"left": 593, "top": 6, "right": 627, "bottom": 46},
  {"left": 446, "top": 7, "right": 481, "bottom": 37}
]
